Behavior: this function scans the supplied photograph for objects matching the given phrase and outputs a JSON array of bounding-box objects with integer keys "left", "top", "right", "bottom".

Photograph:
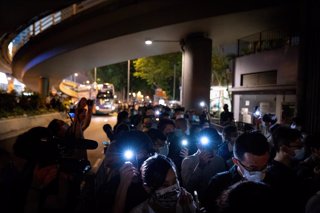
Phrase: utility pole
[
  {"left": 173, "top": 64, "right": 176, "bottom": 100},
  {"left": 127, "top": 60, "right": 130, "bottom": 103}
]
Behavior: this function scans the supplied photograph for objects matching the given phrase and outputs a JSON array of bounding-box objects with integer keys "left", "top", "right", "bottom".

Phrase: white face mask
[
  {"left": 242, "top": 169, "right": 266, "bottom": 182},
  {"left": 294, "top": 147, "right": 305, "bottom": 160},
  {"left": 158, "top": 144, "right": 169, "bottom": 156}
]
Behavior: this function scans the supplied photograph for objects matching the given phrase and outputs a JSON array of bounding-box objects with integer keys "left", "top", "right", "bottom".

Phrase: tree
[
  {"left": 89, "top": 61, "right": 152, "bottom": 99},
  {"left": 211, "top": 47, "right": 233, "bottom": 86},
  {"left": 89, "top": 62, "right": 127, "bottom": 91},
  {"left": 211, "top": 47, "right": 235, "bottom": 112},
  {"left": 133, "top": 52, "right": 182, "bottom": 99}
]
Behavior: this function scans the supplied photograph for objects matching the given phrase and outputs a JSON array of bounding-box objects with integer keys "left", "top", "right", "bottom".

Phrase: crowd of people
[{"left": 1, "top": 98, "right": 320, "bottom": 213}]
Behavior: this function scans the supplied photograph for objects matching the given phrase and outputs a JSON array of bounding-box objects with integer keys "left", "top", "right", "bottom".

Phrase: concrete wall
[
  {"left": 234, "top": 46, "right": 298, "bottom": 87},
  {"left": 0, "top": 112, "right": 67, "bottom": 140},
  {"left": 232, "top": 46, "right": 298, "bottom": 123}
]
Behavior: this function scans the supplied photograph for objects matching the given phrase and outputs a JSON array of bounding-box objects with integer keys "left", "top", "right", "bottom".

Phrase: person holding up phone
[
  {"left": 67, "top": 97, "right": 94, "bottom": 160},
  {"left": 96, "top": 130, "right": 154, "bottom": 213},
  {"left": 181, "top": 128, "right": 226, "bottom": 204}
]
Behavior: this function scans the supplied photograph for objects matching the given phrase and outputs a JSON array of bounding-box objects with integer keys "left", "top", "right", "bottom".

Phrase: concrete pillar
[
  {"left": 39, "top": 77, "right": 49, "bottom": 98},
  {"left": 297, "top": 0, "right": 320, "bottom": 133},
  {"left": 181, "top": 33, "right": 212, "bottom": 112}
]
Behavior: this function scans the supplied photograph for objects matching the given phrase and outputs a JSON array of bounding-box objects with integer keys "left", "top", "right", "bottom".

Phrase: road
[
  {"left": 0, "top": 114, "right": 117, "bottom": 173},
  {"left": 84, "top": 114, "right": 117, "bottom": 173}
]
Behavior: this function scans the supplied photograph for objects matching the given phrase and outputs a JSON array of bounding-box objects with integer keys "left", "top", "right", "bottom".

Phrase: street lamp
[
  {"left": 127, "top": 60, "right": 130, "bottom": 103},
  {"left": 74, "top": 73, "right": 78, "bottom": 83},
  {"left": 173, "top": 64, "right": 176, "bottom": 100},
  {"left": 145, "top": 40, "right": 152, "bottom": 45},
  {"left": 144, "top": 39, "right": 180, "bottom": 101},
  {"left": 144, "top": 39, "right": 179, "bottom": 45}
]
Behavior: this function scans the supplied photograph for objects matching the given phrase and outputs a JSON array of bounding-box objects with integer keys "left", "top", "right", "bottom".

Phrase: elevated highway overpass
[
  {"left": 1, "top": 0, "right": 298, "bottom": 88},
  {"left": 0, "top": 0, "right": 301, "bottom": 111}
]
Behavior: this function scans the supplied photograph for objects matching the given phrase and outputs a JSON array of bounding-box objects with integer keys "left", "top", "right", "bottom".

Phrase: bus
[{"left": 94, "top": 83, "right": 117, "bottom": 114}]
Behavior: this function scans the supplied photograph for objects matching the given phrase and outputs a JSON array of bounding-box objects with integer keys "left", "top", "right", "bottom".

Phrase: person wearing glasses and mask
[
  {"left": 264, "top": 126, "right": 308, "bottom": 213},
  {"left": 203, "top": 131, "right": 270, "bottom": 213},
  {"left": 130, "top": 154, "right": 197, "bottom": 213}
]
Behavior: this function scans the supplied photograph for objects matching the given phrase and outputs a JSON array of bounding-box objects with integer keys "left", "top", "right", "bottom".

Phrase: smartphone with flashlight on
[
  {"left": 198, "top": 136, "right": 214, "bottom": 158},
  {"left": 181, "top": 139, "right": 188, "bottom": 148},
  {"left": 180, "top": 139, "right": 189, "bottom": 158},
  {"left": 123, "top": 149, "right": 138, "bottom": 167}
]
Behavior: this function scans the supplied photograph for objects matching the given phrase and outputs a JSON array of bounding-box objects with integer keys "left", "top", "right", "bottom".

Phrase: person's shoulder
[
  {"left": 182, "top": 153, "right": 198, "bottom": 164},
  {"left": 208, "top": 169, "right": 234, "bottom": 187},
  {"left": 212, "top": 155, "right": 227, "bottom": 165},
  {"left": 130, "top": 200, "right": 153, "bottom": 213}
]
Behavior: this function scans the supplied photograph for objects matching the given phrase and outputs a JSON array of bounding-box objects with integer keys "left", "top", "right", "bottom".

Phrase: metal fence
[{"left": 237, "top": 29, "right": 300, "bottom": 57}]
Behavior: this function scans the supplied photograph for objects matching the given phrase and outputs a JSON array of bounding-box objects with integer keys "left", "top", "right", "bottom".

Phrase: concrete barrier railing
[{"left": 0, "top": 112, "right": 68, "bottom": 140}]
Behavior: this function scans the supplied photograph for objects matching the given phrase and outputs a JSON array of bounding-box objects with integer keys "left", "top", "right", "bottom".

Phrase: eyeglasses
[{"left": 235, "top": 158, "right": 268, "bottom": 172}]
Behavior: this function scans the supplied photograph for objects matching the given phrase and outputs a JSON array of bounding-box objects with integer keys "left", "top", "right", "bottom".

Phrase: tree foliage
[
  {"left": 89, "top": 61, "right": 152, "bottom": 96},
  {"left": 90, "top": 62, "right": 127, "bottom": 91},
  {"left": 211, "top": 47, "right": 234, "bottom": 86},
  {"left": 133, "top": 52, "right": 182, "bottom": 98},
  {"left": 90, "top": 49, "right": 233, "bottom": 100}
]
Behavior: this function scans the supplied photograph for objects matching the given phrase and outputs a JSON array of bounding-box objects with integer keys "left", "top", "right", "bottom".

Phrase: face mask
[
  {"left": 242, "top": 168, "right": 266, "bottom": 182},
  {"left": 294, "top": 147, "right": 305, "bottom": 161},
  {"left": 158, "top": 144, "right": 169, "bottom": 156},
  {"left": 175, "top": 129, "right": 184, "bottom": 137},
  {"left": 153, "top": 183, "right": 181, "bottom": 208}
]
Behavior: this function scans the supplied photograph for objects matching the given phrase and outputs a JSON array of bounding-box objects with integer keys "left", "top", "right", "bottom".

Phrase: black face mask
[{"left": 166, "top": 132, "right": 176, "bottom": 140}]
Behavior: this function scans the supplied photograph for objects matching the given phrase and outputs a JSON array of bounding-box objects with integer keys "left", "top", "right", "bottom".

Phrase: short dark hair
[
  {"left": 117, "top": 110, "right": 129, "bottom": 123},
  {"left": 146, "top": 128, "right": 167, "bottom": 142},
  {"left": 47, "top": 119, "right": 65, "bottom": 136},
  {"left": 272, "top": 126, "right": 302, "bottom": 152},
  {"left": 262, "top": 113, "right": 277, "bottom": 124},
  {"left": 157, "top": 118, "right": 175, "bottom": 133},
  {"left": 198, "top": 127, "right": 222, "bottom": 149},
  {"left": 141, "top": 154, "right": 176, "bottom": 191},
  {"left": 114, "top": 130, "right": 154, "bottom": 154},
  {"left": 217, "top": 181, "right": 277, "bottom": 213},
  {"left": 223, "top": 125, "right": 238, "bottom": 137},
  {"left": 233, "top": 132, "right": 269, "bottom": 160}
]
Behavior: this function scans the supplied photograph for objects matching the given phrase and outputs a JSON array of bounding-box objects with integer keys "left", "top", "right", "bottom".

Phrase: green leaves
[{"left": 133, "top": 52, "right": 182, "bottom": 98}]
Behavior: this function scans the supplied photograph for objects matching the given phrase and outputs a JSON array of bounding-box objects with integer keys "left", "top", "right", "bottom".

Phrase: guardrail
[
  {"left": 237, "top": 28, "right": 300, "bottom": 57},
  {"left": 7, "top": 0, "right": 107, "bottom": 61},
  {"left": 211, "top": 120, "right": 255, "bottom": 134}
]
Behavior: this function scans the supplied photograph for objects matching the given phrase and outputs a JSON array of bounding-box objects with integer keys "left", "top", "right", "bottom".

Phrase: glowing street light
[
  {"left": 74, "top": 73, "right": 78, "bottom": 83},
  {"left": 145, "top": 40, "right": 153, "bottom": 45}
]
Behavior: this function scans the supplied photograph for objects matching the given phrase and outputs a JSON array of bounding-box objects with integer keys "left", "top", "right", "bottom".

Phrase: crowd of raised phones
[{"left": 1, "top": 97, "right": 319, "bottom": 213}]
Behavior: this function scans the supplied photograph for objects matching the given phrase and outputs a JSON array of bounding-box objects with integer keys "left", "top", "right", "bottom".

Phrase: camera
[
  {"left": 52, "top": 136, "right": 97, "bottom": 174},
  {"left": 58, "top": 158, "right": 91, "bottom": 175},
  {"left": 87, "top": 99, "right": 94, "bottom": 107}
]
